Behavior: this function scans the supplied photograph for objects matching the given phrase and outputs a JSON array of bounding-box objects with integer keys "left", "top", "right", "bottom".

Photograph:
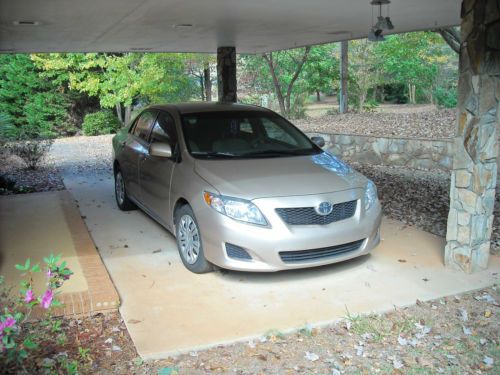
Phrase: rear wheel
[
  {"left": 175, "top": 205, "right": 213, "bottom": 273},
  {"left": 114, "top": 169, "right": 136, "bottom": 211}
]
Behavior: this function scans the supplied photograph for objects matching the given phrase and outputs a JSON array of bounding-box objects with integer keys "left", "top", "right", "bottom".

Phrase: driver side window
[{"left": 150, "top": 111, "right": 177, "bottom": 147}]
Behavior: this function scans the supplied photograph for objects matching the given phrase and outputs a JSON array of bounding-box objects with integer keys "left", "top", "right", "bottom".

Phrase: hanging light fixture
[{"left": 369, "top": 0, "right": 395, "bottom": 42}]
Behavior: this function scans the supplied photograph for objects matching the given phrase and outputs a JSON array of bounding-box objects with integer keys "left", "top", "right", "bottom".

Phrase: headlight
[
  {"left": 203, "top": 192, "right": 268, "bottom": 226},
  {"left": 364, "top": 180, "right": 378, "bottom": 211}
]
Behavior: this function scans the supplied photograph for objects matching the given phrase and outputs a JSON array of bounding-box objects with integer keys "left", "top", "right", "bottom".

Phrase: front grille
[
  {"left": 226, "top": 243, "right": 252, "bottom": 261},
  {"left": 279, "top": 239, "right": 364, "bottom": 263},
  {"left": 276, "top": 200, "right": 357, "bottom": 225}
]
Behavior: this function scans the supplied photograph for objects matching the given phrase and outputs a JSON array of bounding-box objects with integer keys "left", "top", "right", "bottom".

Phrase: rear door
[
  {"left": 120, "top": 110, "right": 158, "bottom": 201},
  {"left": 139, "top": 110, "right": 178, "bottom": 226}
]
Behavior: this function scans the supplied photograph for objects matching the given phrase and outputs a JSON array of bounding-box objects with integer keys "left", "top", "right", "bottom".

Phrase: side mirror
[
  {"left": 150, "top": 142, "right": 172, "bottom": 158},
  {"left": 311, "top": 136, "right": 325, "bottom": 148}
]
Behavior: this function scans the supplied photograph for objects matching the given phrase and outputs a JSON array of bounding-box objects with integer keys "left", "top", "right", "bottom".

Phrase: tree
[
  {"left": 261, "top": 47, "right": 311, "bottom": 117},
  {"left": 0, "top": 54, "right": 68, "bottom": 138},
  {"left": 34, "top": 53, "right": 197, "bottom": 125},
  {"left": 339, "top": 41, "right": 348, "bottom": 113},
  {"left": 301, "top": 45, "right": 338, "bottom": 101},
  {"left": 374, "top": 32, "right": 442, "bottom": 104},
  {"left": 185, "top": 54, "right": 216, "bottom": 101},
  {"left": 348, "top": 39, "right": 381, "bottom": 111}
]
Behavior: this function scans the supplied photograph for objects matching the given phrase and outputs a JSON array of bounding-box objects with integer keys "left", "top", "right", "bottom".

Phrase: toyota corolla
[{"left": 112, "top": 103, "right": 382, "bottom": 273}]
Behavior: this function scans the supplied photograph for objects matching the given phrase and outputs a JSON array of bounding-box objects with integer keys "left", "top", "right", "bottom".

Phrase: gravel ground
[{"left": 294, "top": 109, "right": 456, "bottom": 139}]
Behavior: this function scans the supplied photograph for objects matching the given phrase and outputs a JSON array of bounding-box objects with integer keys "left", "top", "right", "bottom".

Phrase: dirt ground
[{"left": 9, "top": 285, "right": 498, "bottom": 374}]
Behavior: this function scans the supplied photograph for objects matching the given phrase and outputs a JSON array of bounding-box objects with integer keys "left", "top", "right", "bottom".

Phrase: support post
[
  {"left": 445, "top": 0, "right": 499, "bottom": 272},
  {"left": 217, "top": 46, "right": 237, "bottom": 103},
  {"left": 339, "top": 40, "right": 348, "bottom": 114}
]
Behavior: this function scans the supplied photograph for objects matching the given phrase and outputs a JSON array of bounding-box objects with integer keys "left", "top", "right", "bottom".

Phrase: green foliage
[
  {"left": 34, "top": 53, "right": 198, "bottom": 119},
  {"left": 433, "top": 86, "right": 458, "bottom": 108},
  {"left": 302, "top": 45, "right": 339, "bottom": 98},
  {"left": 82, "top": 110, "right": 121, "bottom": 136},
  {"left": 0, "top": 113, "right": 19, "bottom": 142},
  {"left": 0, "top": 54, "right": 68, "bottom": 138},
  {"left": 0, "top": 254, "right": 73, "bottom": 372}
]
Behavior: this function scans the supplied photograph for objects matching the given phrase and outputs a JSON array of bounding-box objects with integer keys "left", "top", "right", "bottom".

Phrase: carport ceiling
[{"left": 1, "top": 0, "right": 461, "bottom": 53}]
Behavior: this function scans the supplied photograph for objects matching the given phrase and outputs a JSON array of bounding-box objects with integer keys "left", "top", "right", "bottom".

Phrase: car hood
[{"left": 194, "top": 152, "right": 367, "bottom": 199}]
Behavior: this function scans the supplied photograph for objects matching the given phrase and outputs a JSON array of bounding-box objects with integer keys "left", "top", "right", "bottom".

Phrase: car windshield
[{"left": 181, "top": 111, "right": 321, "bottom": 159}]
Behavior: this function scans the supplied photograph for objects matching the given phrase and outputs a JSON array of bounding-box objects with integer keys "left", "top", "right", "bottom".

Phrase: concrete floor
[
  {"left": 64, "top": 171, "right": 500, "bottom": 359},
  {"left": 0, "top": 190, "right": 119, "bottom": 316}
]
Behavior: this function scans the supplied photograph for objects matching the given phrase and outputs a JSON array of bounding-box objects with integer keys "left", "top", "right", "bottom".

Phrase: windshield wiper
[
  {"left": 242, "top": 149, "right": 311, "bottom": 157},
  {"left": 191, "top": 151, "right": 238, "bottom": 158}
]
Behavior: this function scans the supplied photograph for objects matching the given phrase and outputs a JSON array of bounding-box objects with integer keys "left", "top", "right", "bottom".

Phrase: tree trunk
[
  {"left": 262, "top": 52, "right": 286, "bottom": 116},
  {"left": 339, "top": 40, "right": 348, "bottom": 114},
  {"left": 435, "top": 27, "right": 460, "bottom": 54},
  {"left": 204, "top": 64, "right": 212, "bottom": 101},
  {"left": 199, "top": 76, "right": 205, "bottom": 101},
  {"left": 124, "top": 105, "right": 132, "bottom": 125},
  {"left": 316, "top": 90, "right": 321, "bottom": 102},
  {"left": 115, "top": 103, "right": 124, "bottom": 125}
]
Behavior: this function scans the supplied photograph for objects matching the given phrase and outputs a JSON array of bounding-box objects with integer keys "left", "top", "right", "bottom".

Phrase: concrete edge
[
  {"left": 50, "top": 190, "right": 120, "bottom": 316},
  {"left": 138, "top": 282, "right": 498, "bottom": 360}
]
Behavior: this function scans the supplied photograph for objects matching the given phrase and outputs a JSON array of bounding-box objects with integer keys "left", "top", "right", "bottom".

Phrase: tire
[
  {"left": 175, "top": 205, "right": 213, "bottom": 273},
  {"left": 114, "top": 169, "right": 136, "bottom": 211}
]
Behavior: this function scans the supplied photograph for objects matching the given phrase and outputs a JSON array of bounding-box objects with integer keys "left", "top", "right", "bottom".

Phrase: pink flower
[
  {"left": 0, "top": 317, "right": 16, "bottom": 336},
  {"left": 24, "top": 289, "right": 35, "bottom": 303},
  {"left": 46, "top": 269, "right": 52, "bottom": 278},
  {"left": 41, "top": 289, "right": 54, "bottom": 309}
]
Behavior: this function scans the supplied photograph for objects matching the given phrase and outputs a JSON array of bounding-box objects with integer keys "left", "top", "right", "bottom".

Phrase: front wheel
[{"left": 175, "top": 205, "right": 213, "bottom": 274}]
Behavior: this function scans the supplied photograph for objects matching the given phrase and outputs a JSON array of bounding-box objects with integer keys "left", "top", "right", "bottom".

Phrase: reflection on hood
[{"left": 312, "top": 152, "right": 354, "bottom": 177}]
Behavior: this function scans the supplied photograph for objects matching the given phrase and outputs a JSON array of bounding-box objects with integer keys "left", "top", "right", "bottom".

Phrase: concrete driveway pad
[{"left": 64, "top": 170, "right": 500, "bottom": 359}]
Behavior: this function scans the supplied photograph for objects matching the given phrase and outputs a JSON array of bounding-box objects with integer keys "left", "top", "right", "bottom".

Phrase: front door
[
  {"left": 139, "top": 110, "right": 178, "bottom": 227},
  {"left": 121, "top": 110, "right": 158, "bottom": 200}
]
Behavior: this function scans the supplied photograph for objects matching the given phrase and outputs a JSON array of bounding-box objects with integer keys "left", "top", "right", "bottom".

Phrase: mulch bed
[{"left": 295, "top": 109, "right": 456, "bottom": 139}]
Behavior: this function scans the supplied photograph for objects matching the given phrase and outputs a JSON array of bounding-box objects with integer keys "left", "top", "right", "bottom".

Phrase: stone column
[
  {"left": 445, "top": 0, "right": 499, "bottom": 273},
  {"left": 217, "top": 46, "right": 237, "bottom": 102}
]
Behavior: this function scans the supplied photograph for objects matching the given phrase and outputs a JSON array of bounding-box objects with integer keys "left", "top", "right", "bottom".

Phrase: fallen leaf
[
  {"left": 483, "top": 356, "right": 493, "bottom": 366},
  {"left": 462, "top": 326, "right": 472, "bottom": 335},
  {"left": 397, "top": 336, "right": 407, "bottom": 346},
  {"left": 458, "top": 308, "right": 468, "bottom": 322},
  {"left": 398, "top": 259, "right": 407, "bottom": 263},
  {"left": 127, "top": 319, "right": 142, "bottom": 324},
  {"left": 393, "top": 358, "right": 404, "bottom": 369},
  {"left": 305, "top": 352, "right": 319, "bottom": 362},
  {"left": 484, "top": 310, "right": 492, "bottom": 318}
]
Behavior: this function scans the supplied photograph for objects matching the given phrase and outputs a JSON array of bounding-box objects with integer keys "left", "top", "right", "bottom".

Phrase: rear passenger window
[{"left": 133, "top": 111, "right": 157, "bottom": 141}]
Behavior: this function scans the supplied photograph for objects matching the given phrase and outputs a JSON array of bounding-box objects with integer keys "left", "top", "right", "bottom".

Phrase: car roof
[{"left": 148, "top": 102, "right": 272, "bottom": 115}]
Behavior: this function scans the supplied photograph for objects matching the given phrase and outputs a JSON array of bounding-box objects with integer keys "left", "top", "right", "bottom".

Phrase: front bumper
[{"left": 196, "top": 188, "right": 382, "bottom": 272}]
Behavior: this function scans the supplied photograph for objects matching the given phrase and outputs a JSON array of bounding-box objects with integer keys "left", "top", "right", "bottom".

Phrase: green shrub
[
  {"left": 0, "top": 113, "right": 19, "bottom": 143},
  {"left": 82, "top": 111, "right": 121, "bottom": 136},
  {"left": 363, "top": 99, "right": 380, "bottom": 112},
  {"left": 433, "top": 87, "right": 457, "bottom": 108}
]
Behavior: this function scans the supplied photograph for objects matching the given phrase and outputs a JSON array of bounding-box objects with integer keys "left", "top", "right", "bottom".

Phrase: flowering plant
[{"left": 0, "top": 253, "right": 73, "bottom": 366}]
